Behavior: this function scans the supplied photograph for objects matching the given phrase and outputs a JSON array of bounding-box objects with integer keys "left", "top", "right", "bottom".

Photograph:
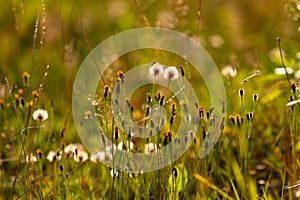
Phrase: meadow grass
[{"left": 0, "top": 0, "right": 300, "bottom": 199}]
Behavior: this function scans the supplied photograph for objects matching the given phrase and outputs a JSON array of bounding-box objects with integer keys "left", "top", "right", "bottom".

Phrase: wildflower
[
  {"left": 47, "top": 151, "right": 57, "bottom": 162},
  {"left": 105, "top": 145, "right": 116, "bottom": 160},
  {"left": 91, "top": 145, "right": 117, "bottom": 163},
  {"left": 22, "top": 72, "right": 30, "bottom": 87},
  {"left": 74, "top": 150, "right": 88, "bottom": 163},
  {"left": 27, "top": 101, "right": 34, "bottom": 108},
  {"left": 221, "top": 65, "right": 237, "bottom": 78},
  {"left": 36, "top": 148, "right": 42, "bottom": 159},
  {"left": 47, "top": 150, "right": 62, "bottom": 162},
  {"left": 117, "top": 141, "right": 134, "bottom": 151},
  {"left": 26, "top": 153, "right": 37, "bottom": 163},
  {"left": 33, "top": 109, "right": 48, "bottom": 121},
  {"left": 110, "top": 169, "right": 118, "bottom": 177},
  {"left": 144, "top": 143, "right": 158, "bottom": 154},
  {"left": 274, "top": 67, "right": 293, "bottom": 75},
  {"left": 295, "top": 70, "right": 300, "bottom": 80},
  {"left": 84, "top": 110, "right": 92, "bottom": 120},
  {"left": 118, "top": 71, "right": 125, "bottom": 83},
  {"left": 64, "top": 143, "right": 85, "bottom": 158},
  {"left": 163, "top": 66, "right": 179, "bottom": 81},
  {"left": 90, "top": 151, "right": 106, "bottom": 163},
  {"left": 149, "top": 62, "right": 164, "bottom": 77},
  {"left": 6, "top": 103, "right": 12, "bottom": 110},
  {"left": 18, "top": 89, "right": 23, "bottom": 96},
  {"left": 32, "top": 90, "right": 38, "bottom": 98},
  {"left": 295, "top": 187, "right": 300, "bottom": 198},
  {"left": 14, "top": 94, "right": 20, "bottom": 102}
]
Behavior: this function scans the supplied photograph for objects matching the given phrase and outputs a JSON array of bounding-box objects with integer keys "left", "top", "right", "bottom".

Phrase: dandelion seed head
[
  {"left": 47, "top": 150, "right": 62, "bottom": 162},
  {"left": 164, "top": 66, "right": 179, "bottom": 80},
  {"left": 221, "top": 65, "right": 237, "bottom": 78},
  {"left": 74, "top": 150, "right": 88, "bottom": 163},
  {"left": 144, "top": 143, "right": 158, "bottom": 154},
  {"left": 26, "top": 153, "right": 37, "bottom": 163},
  {"left": 90, "top": 151, "right": 106, "bottom": 163},
  {"left": 149, "top": 62, "right": 164, "bottom": 77},
  {"left": 33, "top": 109, "right": 48, "bottom": 121},
  {"left": 64, "top": 143, "right": 84, "bottom": 158}
]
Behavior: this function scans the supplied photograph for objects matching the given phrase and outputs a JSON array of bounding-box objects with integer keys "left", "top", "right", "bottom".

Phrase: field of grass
[{"left": 1, "top": 0, "right": 300, "bottom": 199}]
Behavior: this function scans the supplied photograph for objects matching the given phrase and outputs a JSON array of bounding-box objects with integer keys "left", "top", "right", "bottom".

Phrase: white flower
[
  {"left": 110, "top": 169, "right": 118, "bottom": 177},
  {"left": 33, "top": 109, "right": 48, "bottom": 121},
  {"left": 64, "top": 143, "right": 85, "bottom": 158},
  {"left": 163, "top": 66, "right": 179, "bottom": 80},
  {"left": 149, "top": 62, "right": 164, "bottom": 77},
  {"left": 221, "top": 65, "right": 237, "bottom": 78},
  {"left": 274, "top": 67, "right": 293, "bottom": 75},
  {"left": 90, "top": 151, "right": 106, "bottom": 163},
  {"left": 295, "top": 70, "right": 300, "bottom": 80},
  {"left": 26, "top": 153, "right": 37, "bottom": 163},
  {"left": 117, "top": 141, "right": 134, "bottom": 151},
  {"left": 144, "top": 143, "right": 158, "bottom": 154},
  {"left": 74, "top": 150, "right": 88, "bottom": 163},
  {"left": 47, "top": 150, "right": 62, "bottom": 162},
  {"left": 90, "top": 144, "right": 118, "bottom": 163}
]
